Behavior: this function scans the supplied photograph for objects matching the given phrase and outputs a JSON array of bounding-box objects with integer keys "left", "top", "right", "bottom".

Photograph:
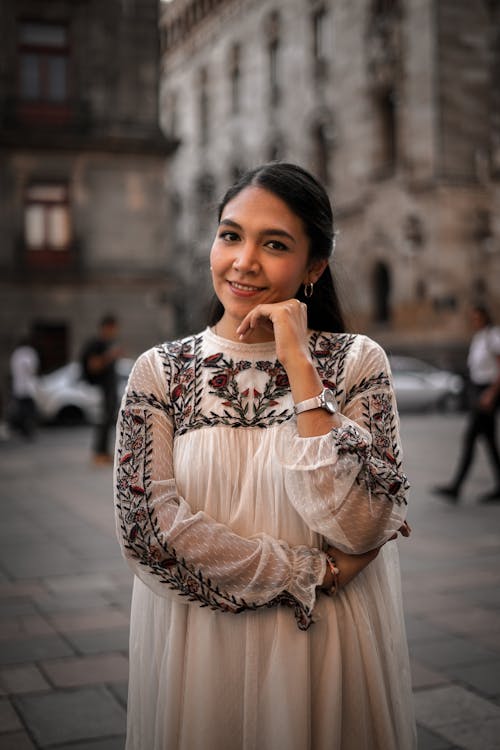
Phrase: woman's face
[{"left": 210, "top": 186, "right": 325, "bottom": 334}]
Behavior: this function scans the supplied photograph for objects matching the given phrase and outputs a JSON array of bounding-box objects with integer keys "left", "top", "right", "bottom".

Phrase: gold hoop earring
[{"left": 304, "top": 282, "right": 314, "bottom": 298}]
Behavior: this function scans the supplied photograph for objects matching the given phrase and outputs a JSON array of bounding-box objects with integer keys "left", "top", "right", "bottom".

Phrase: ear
[{"left": 304, "top": 258, "right": 328, "bottom": 284}]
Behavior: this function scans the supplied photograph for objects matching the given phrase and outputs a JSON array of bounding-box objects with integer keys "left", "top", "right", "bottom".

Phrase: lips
[{"left": 227, "top": 280, "right": 266, "bottom": 295}]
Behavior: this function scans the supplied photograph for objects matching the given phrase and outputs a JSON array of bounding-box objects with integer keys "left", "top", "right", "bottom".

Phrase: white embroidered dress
[{"left": 114, "top": 328, "right": 416, "bottom": 750}]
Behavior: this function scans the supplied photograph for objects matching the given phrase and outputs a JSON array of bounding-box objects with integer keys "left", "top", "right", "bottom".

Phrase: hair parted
[{"left": 208, "top": 162, "right": 346, "bottom": 333}]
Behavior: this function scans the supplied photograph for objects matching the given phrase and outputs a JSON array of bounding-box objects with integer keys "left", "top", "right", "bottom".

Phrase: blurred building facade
[
  {"left": 0, "top": 0, "right": 177, "bottom": 390},
  {"left": 159, "top": 0, "right": 500, "bottom": 364}
]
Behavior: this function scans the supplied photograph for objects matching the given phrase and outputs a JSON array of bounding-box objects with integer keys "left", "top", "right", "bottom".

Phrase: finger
[
  {"left": 236, "top": 305, "right": 267, "bottom": 334},
  {"left": 237, "top": 307, "right": 266, "bottom": 337},
  {"left": 236, "top": 313, "right": 255, "bottom": 338}
]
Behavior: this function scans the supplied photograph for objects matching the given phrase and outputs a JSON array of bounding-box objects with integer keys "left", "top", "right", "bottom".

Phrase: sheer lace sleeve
[
  {"left": 277, "top": 337, "right": 409, "bottom": 554},
  {"left": 114, "top": 347, "right": 327, "bottom": 629}
]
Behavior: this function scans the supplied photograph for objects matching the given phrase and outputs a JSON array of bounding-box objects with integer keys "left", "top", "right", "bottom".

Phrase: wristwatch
[{"left": 294, "top": 388, "right": 337, "bottom": 415}]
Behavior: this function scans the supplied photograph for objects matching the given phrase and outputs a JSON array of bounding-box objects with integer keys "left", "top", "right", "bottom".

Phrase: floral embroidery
[
  {"left": 335, "top": 424, "right": 371, "bottom": 462},
  {"left": 309, "top": 332, "right": 356, "bottom": 403},
  {"left": 358, "top": 391, "right": 409, "bottom": 503},
  {"left": 160, "top": 336, "right": 297, "bottom": 433},
  {"left": 203, "top": 354, "right": 291, "bottom": 426},
  {"left": 115, "top": 407, "right": 315, "bottom": 630},
  {"left": 346, "top": 372, "right": 391, "bottom": 404}
]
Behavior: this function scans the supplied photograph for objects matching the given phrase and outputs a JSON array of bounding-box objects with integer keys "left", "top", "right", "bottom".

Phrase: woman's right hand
[{"left": 322, "top": 522, "right": 411, "bottom": 591}]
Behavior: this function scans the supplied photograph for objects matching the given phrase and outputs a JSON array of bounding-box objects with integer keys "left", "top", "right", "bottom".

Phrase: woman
[{"left": 114, "top": 163, "right": 416, "bottom": 749}]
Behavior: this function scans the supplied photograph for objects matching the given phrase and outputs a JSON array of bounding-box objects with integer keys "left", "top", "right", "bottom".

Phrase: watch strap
[{"left": 294, "top": 393, "right": 323, "bottom": 415}]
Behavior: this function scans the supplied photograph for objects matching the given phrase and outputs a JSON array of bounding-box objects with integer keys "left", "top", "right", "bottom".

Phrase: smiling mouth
[{"left": 228, "top": 281, "right": 266, "bottom": 292}]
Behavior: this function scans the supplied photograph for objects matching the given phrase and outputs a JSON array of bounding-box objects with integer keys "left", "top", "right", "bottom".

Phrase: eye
[
  {"left": 265, "top": 240, "right": 289, "bottom": 252},
  {"left": 219, "top": 231, "right": 240, "bottom": 242}
]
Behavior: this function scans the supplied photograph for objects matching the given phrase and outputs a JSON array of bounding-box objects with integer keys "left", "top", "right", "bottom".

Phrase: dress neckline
[{"left": 205, "top": 326, "right": 278, "bottom": 355}]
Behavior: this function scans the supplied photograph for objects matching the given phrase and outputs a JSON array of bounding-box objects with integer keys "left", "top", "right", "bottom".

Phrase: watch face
[{"left": 323, "top": 388, "right": 337, "bottom": 413}]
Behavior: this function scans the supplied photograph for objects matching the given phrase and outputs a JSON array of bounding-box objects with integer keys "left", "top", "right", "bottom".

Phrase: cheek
[
  {"left": 209, "top": 244, "right": 221, "bottom": 272},
  {"left": 209, "top": 245, "right": 230, "bottom": 286}
]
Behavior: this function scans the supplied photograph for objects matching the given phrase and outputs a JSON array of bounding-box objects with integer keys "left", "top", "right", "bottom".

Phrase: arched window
[
  {"left": 265, "top": 11, "right": 281, "bottom": 107},
  {"left": 198, "top": 67, "right": 209, "bottom": 145},
  {"left": 229, "top": 43, "right": 241, "bottom": 115},
  {"left": 366, "top": 0, "right": 401, "bottom": 176},
  {"left": 311, "top": 5, "right": 330, "bottom": 79},
  {"left": 373, "top": 261, "right": 391, "bottom": 323},
  {"left": 311, "top": 121, "right": 331, "bottom": 186},
  {"left": 267, "top": 133, "right": 285, "bottom": 161},
  {"left": 195, "top": 172, "right": 216, "bottom": 234},
  {"left": 230, "top": 162, "right": 246, "bottom": 183},
  {"left": 375, "top": 87, "right": 396, "bottom": 174}
]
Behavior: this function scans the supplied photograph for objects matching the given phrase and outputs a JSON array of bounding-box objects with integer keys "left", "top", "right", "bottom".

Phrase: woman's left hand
[
  {"left": 236, "top": 298, "right": 310, "bottom": 368},
  {"left": 324, "top": 522, "right": 412, "bottom": 591}
]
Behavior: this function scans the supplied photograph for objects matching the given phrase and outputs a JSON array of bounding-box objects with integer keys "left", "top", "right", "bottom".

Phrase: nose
[{"left": 232, "top": 241, "right": 259, "bottom": 273}]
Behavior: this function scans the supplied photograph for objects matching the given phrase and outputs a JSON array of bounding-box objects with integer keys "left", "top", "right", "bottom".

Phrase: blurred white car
[
  {"left": 389, "top": 355, "right": 465, "bottom": 412},
  {"left": 35, "top": 358, "right": 134, "bottom": 425}
]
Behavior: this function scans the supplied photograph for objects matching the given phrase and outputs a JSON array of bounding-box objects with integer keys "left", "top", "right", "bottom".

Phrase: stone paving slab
[
  {"left": 1, "top": 730, "right": 37, "bottom": 749},
  {"left": 42, "top": 574, "right": 118, "bottom": 595},
  {"left": 46, "top": 608, "right": 129, "bottom": 634},
  {"left": 54, "top": 737, "right": 126, "bottom": 750},
  {"left": 428, "top": 606, "right": 500, "bottom": 636},
  {"left": 32, "top": 590, "right": 113, "bottom": 614},
  {"left": 0, "top": 598, "right": 40, "bottom": 619},
  {"left": 13, "top": 687, "right": 126, "bottom": 747},
  {"left": 410, "top": 635, "right": 500, "bottom": 670},
  {"left": 40, "top": 653, "right": 129, "bottom": 689},
  {"left": 414, "top": 685, "right": 500, "bottom": 750},
  {"left": 405, "top": 614, "right": 451, "bottom": 643},
  {"left": 64, "top": 628, "right": 130, "bottom": 656},
  {"left": 417, "top": 725, "right": 459, "bottom": 750},
  {"left": 0, "top": 613, "right": 55, "bottom": 640},
  {"left": 108, "top": 682, "right": 128, "bottom": 708},
  {"left": 0, "top": 543, "right": 92, "bottom": 580},
  {"left": 0, "top": 698, "right": 23, "bottom": 732},
  {"left": 0, "top": 634, "right": 75, "bottom": 666},
  {"left": 445, "top": 661, "right": 500, "bottom": 699},
  {"left": 410, "top": 659, "right": 450, "bottom": 690},
  {"left": 0, "top": 665, "right": 51, "bottom": 695}
]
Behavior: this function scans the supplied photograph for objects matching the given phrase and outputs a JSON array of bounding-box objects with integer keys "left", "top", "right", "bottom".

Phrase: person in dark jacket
[{"left": 82, "top": 314, "right": 123, "bottom": 465}]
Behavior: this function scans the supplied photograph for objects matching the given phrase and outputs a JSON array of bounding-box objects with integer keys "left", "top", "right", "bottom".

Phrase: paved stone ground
[{"left": 0, "top": 414, "right": 499, "bottom": 749}]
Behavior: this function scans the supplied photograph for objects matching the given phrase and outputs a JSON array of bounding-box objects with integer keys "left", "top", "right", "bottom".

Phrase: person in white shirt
[
  {"left": 435, "top": 304, "right": 500, "bottom": 502},
  {"left": 9, "top": 336, "right": 40, "bottom": 439}
]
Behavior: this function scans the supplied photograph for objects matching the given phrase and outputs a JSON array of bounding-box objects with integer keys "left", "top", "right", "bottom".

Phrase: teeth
[{"left": 231, "top": 282, "right": 262, "bottom": 291}]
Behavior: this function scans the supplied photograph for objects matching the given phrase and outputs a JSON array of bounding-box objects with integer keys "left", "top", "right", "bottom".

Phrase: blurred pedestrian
[
  {"left": 9, "top": 335, "right": 39, "bottom": 439},
  {"left": 114, "top": 163, "right": 415, "bottom": 750},
  {"left": 434, "top": 304, "right": 500, "bottom": 503},
  {"left": 81, "top": 314, "right": 123, "bottom": 465}
]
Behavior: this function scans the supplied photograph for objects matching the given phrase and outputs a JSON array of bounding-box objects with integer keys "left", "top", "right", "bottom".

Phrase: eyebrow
[{"left": 218, "top": 218, "right": 296, "bottom": 244}]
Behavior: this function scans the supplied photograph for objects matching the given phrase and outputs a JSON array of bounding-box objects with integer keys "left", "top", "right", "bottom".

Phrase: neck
[{"left": 214, "top": 314, "right": 275, "bottom": 344}]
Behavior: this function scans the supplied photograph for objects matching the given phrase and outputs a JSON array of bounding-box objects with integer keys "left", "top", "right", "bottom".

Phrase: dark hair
[
  {"left": 208, "top": 162, "right": 346, "bottom": 332},
  {"left": 100, "top": 314, "right": 118, "bottom": 328},
  {"left": 472, "top": 303, "right": 492, "bottom": 326}
]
